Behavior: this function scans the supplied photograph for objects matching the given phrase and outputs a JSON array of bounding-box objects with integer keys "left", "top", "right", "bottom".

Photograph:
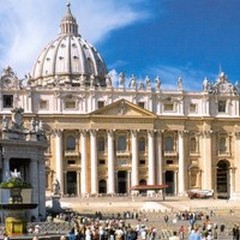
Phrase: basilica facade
[{"left": 1, "top": 3, "right": 240, "bottom": 199}]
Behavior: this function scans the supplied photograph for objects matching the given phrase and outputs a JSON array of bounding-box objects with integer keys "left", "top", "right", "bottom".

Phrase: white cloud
[
  {"left": 147, "top": 65, "right": 217, "bottom": 91},
  {"left": 0, "top": 0, "right": 151, "bottom": 78}
]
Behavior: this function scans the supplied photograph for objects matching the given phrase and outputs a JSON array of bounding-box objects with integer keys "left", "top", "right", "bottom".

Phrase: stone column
[
  {"left": 90, "top": 130, "right": 98, "bottom": 194},
  {"left": 63, "top": 171, "right": 67, "bottom": 194},
  {"left": 107, "top": 130, "right": 115, "bottom": 194},
  {"left": 127, "top": 171, "right": 131, "bottom": 194},
  {"left": 202, "top": 130, "right": 212, "bottom": 189},
  {"left": 55, "top": 129, "right": 63, "bottom": 194},
  {"left": 156, "top": 131, "right": 163, "bottom": 185},
  {"left": 38, "top": 156, "right": 46, "bottom": 218},
  {"left": 234, "top": 132, "right": 240, "bottom": 196},
  {"left": 174, "top": 171, "right": 178, "bottom": 195},
  {"left": 178, "top": 131, "right": 186, "bottom": 195},
  {"left": 148, "top": 130, "right": 155, "bottom": 185},
  {"left": 2, "top": 157, "right": 10, "bottom": 181},
  {"left": 77, "top": 171, "right": 81, "bottom": 196},
  {"left": 229, "top": 168, "right": 235, "bottom": 199},
  {"left": 29, "top": 159, "right": 38, "bottom": 217},
  {"left": 131, "top": 130, "right": 138, "bottom": 187},
  {"left": 80, "top": 130, "right": 88, "bottom": 194}
]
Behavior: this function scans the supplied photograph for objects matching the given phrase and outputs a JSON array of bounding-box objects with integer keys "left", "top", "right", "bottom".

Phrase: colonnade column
[
  {"left": 178, "top": 131, "right": 186, "bottom": 195},
  {"left": 148, "top": 130, "right": 155, "bottom": 185},
  {"left": 174, "top": 171, "right": 178, "bottom": 195},
  {"left": 234, "top": 132, "right": 240, "bottom": 196},
  {"left": 202, "top": 130, "right": 212, "bottom": 190},
  {"left": 55, "top": 129, "right": 63, "bottom": 194},
  {"left": 29, "top": 159, "right": 38, "bottom": 217},
  {"left": 131, "top": 130, "right": 138, "bottom": 187},
  {"left": 107, "top": 130, "right": 115, "bottom": 194},
  {"left": 156, "top": 130, "right": 163, "bottom": 185},
  {"left": 229, "top": 168, "right": 236, "bottom": 199},
  {"left": 80, "top": 130, "right": 88, "bottom": 194},
  {"left": 38, "top": 156, "right": 46, "bottom": 218},
  {"left": 90, "top": 130, "right": 98, "bottom": 194},
  {"left": 2, "top": 157, "right": 10, "bottom": 181}
]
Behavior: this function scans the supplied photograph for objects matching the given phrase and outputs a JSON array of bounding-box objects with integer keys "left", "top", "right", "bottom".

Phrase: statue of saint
[{"left": 53, "top": 179, "right": 61, "bottom": 195}]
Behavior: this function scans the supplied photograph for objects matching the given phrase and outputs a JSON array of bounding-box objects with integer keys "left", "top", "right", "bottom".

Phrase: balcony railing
[
  {"left": 163, "top": 150, "right": 177, "bottom": 156},
  {"left": 116, "top": 150, "right": 131, "bottom": 157},
  {"left": 218, "top": 151, "right": 231, "bottom": 156},
  {"left": 64, "top": 150, "right": 80, "bottom": 157}
]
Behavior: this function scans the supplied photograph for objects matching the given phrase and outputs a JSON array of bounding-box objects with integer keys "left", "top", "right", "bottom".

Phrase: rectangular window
[
  {"left": 139, "top": 159, "right": 145, "bottom": 165},
  {"left": 189, "top": 103, "right": 197, "bottom": 113},
  {"left": 164, "top": 103, "right": 174, "bottom": 111},
  {"left": 3, "top": 95, "right": 13, "bottom": 108},
  {"left": 65, "top": 101, "right": 76, "bottom": 109},
  {"left": 68, "top": 160, "right": 76, "bottom": 165},
  {"left": 39, "top": 100, "right": 48, "bottom": 110},
  {"left": 166, "top": 160, "right": 173, "bottom": 164},
  {"left": 98, "top": 101, "right": 104, "bottom": 109},
  {"left": 218, "top": 100, "right": 226, "bottom": 112},
  {"left": 138, "top": 102, "right": 145, "bottom": 109},
  {"left": 99, "top": 160, "right": 105, "bottom": 165}
]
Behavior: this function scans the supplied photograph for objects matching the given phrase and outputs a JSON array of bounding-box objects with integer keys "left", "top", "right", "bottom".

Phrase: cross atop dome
[{"left": 60, "top": 1, "right": 79, "bottom": 36}]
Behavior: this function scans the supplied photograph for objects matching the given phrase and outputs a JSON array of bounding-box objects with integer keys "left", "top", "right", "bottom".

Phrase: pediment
[{"left": 90, "top": 99, "right": 156, "bottom": 117}]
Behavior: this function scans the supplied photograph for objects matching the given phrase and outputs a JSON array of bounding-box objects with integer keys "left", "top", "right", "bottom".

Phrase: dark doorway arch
[
  {"left": 66, "top": 171, "right": 77, "bottom": 195},
  {"left": 99, "top": 179, "right": 107, "bottom": 194},
  {"left": 216, "top": 160, "right": 230, "bottom": 199},
  {"left": 118, "top": 171, "right": 128, "bottom": 194},
  {"left": 139, "top": 179, "right": 147, "bottom": 194},
  {"left": 165, "top": 171, "right": 174, "bottom": 195}
]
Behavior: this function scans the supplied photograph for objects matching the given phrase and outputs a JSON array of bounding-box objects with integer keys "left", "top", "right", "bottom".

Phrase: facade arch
[{"left": 216, "top": 159, "right": 230, "bottom": 199}]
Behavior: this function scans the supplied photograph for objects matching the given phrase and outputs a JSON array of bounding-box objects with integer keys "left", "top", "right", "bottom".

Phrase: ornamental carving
[{"left": 0, "top": 66, "right": 21, "bottom": 89}]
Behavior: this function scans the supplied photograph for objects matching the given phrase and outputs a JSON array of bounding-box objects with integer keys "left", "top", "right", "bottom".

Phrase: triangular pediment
[{"left": 90, "top": 99, "right": 156, "bottom": 117}]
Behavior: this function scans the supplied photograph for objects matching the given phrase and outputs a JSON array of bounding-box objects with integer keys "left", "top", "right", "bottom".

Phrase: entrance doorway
[
  {"left": 118, "top": 171, "right": 128, "bottom": 194},
  {"left": 216, "top": 160, "right": 230, "bottom": 199},
  {"left": 66, "top": 171, "right": 77, "bottom": 195},
  {"left": 165, "top": 171, "right": 174, "bottom": 195},
  {"left": 99, "top": 179, "right": 107, "bottom": 194}
]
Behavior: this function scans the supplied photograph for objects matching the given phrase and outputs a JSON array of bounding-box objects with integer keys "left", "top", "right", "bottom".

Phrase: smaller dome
[{"left": 31, "top": 3, "right": 108, "bottom": 87}]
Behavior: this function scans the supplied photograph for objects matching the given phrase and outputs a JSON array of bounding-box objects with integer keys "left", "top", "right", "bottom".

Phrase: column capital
[
  {"left": 234, "top": 132, "right": 240, "bottom": 139},
  {"left": 178, "top": 130, "right": 189, "bottom": 137},
  {"left": 53, "top": 129, "right": 63, "bottom": 137},
  {"left": 202, "top": 130, "right": 213, "bottom": 138},
  {"left": 147, "top": 129, "right": 155, "bottom": 137},
  {"left": 80, "top": 129, "right": 88, "bottom": 137},
  {"left": 131, "top": 129, "right": 138, "bottom": 137},
  {"left": 90, "top": 129, "right": 97, "bottom": 137},
  {"left": 107, "top": 129, "right": 115, "bottom": 137}
]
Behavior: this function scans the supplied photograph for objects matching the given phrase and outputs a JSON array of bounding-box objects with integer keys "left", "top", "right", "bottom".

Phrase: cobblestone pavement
[{"left": 59, "top": 196, "right": 240, "bottom": 239}]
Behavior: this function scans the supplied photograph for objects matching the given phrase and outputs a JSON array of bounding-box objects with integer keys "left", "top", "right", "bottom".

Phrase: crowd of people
[{"left": 1, "top": 207, "right": 239, "bottom": 240}]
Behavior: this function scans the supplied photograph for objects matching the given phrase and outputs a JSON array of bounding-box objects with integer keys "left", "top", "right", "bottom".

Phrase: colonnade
[
  {"left": 53, "top": 129, "right": 191, "bottom": 196},
  {"left": 52, "top": 129, "right": 240, "bottom": 198}
]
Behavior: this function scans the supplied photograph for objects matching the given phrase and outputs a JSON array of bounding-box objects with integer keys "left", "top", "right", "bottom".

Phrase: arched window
[
  {"left": 118, "top": 135, "right": 126, "bottom": 151},
  {"left": 66, "top": 136, "right": 76, "bottom": 150},
  {"left": 219, "top": 137, "right": 227, "bottom": 152},
  {"left": 98, "top": 136, "right": 105, "bottom": 152},
  {"left": 190, "top": 137, "right": 197, "bottom": 152},
  {"left": 138, "top": 137, "right": 145, "bottom": 152},
  {"left": 165, "top": 136, "right": 174, "bottom": 151}
]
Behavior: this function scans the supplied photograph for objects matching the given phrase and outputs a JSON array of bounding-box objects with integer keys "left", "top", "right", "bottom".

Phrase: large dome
[{"left": 31, "top": 3, "right": 108, "bottom": 87}]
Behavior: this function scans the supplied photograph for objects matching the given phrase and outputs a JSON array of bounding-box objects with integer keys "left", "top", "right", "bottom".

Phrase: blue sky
[{"left": 0, "top": 0, "right": 240, "bottom": 90}]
